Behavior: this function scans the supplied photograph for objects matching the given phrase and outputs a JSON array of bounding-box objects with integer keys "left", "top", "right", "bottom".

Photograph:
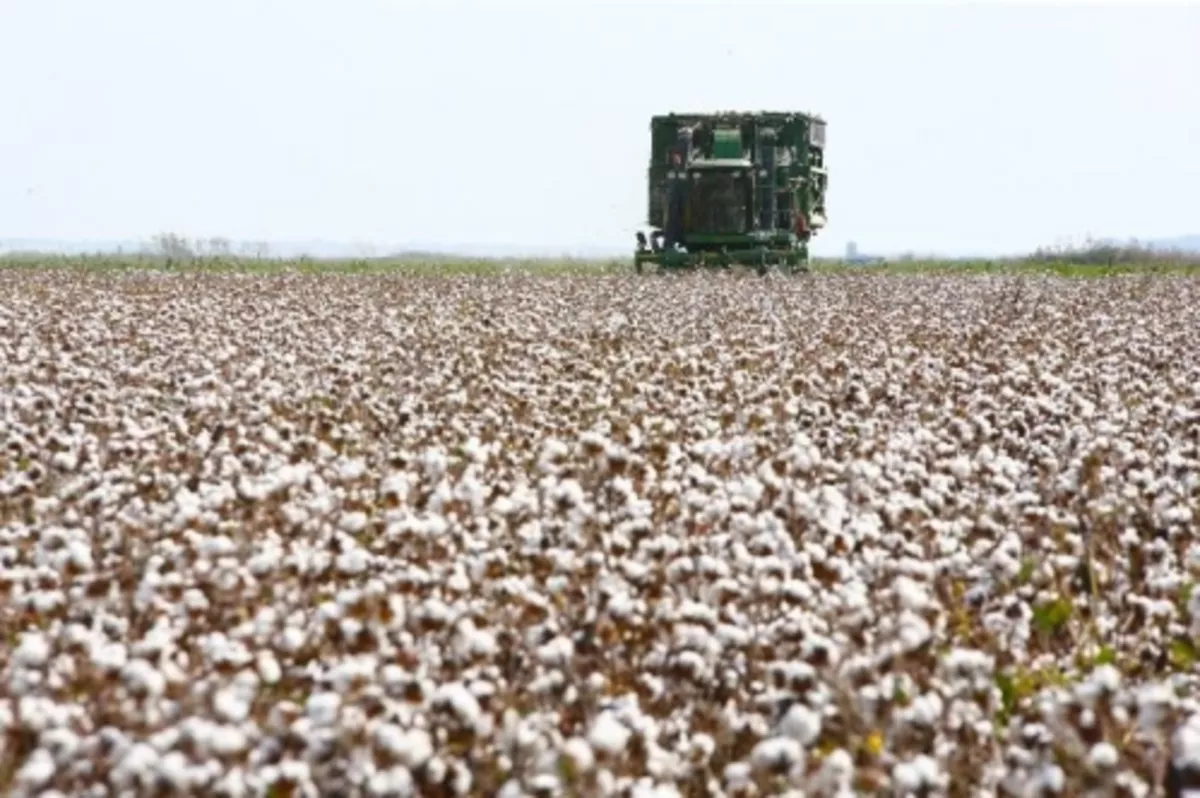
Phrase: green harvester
[{"left": 635, "top": 110, "right": 828, "bottom": 274}]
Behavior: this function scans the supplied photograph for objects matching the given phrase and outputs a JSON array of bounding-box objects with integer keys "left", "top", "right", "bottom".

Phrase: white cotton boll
[
  {"left": 339, "top": 511, "right": 369, "bottom": 534},
  {"left": 561, "top": 737, "right": 595, "bottom": 773},
  {"left": 1093, "top": 664, "right": 1121, "bottom": 693},
  {"left": 198, "top": 535, "right": 237, "bottom": 559},
  {"left": 329, "top": 655, "right": 378, "bottom": 694},
  {"left": 183, "top": 589, "right": 210, "bottom": 613},
  {"left": 336, "top": 458, "right": 367, "bottom": 482},
  {"left": 248, "top": 548, "right": 282, "bottom": 576},
  {"left": 316, "top": 600, "right": 343, "bottom": 624},
  {"left": 13, "top": 632, "right": 51, "bottom": 669},
  {"left": 1137, "top": 682, "right": 1176, "bottom": 731},
  {"left": 446, "top": 570, "right": 471, "bottom": 593},
  {"left": 1077, "top": 665, "right": 1122, "bottom": 707},
  {"left": 1172, "top": 715, "right": 1200, "bottom": 770},
  {"left": 589, "top": 711, "right": 631, "bottom": 756},
  {"left": 374, "top": 724, "right": 406, "bottom": 756},
  {"left": 306, "top": 692, "right": 341, "bottom": 726},
  {"left": 537, "top": 636, "right": 574, "bottom": 668},
  {"left": 90, "top": 641, "right": 128, "bottom": 673},
  {"left": 724, "top": 761, "right": 754, "bottom": 790},
  {"left": 153, "top": 751, "right": 195, "bottom": 790},
  {"left": 279, "top": 627, "right": 306, "bottom": 653},
  {"left": 453, "top": 620, "right": 497, "bottom": 661},
  {"left": 28, "top": 589, "right": 66, "bottom": 616},
  {"left": 433, "top": 682, "right": 483, "bottom": 731},
  {"left": 148, "top": 727, "right": 182, "bottom": 754},
  {"left": 893, "top": 576, "right": 931, "bottom": 611},
  {"left": 893, "top": 756, "right": 942, "bottom": 793},
  {"left": 368, "top": 766, "right": 415, "bottom": 797},
  {"left": 896, "top": 612, "right": 933, "bottom": 653},
  {"left": 750, "top": 736, "right": 803, "bottom": 773},
  {"left": 211, "top": 725, "right": 249, "bottom": 757},
  {"left": 174, "top": 490, "right": 203, "bottom": 523},
  {"left": 41, "top": 727, "right": 81, "bottom": 764},
  {"left": 778, "top": 703, "right": 821, "bottom": 746},
  {"left": 257, "top": 652, "right": 282, "bottom": 685},
  {"left": 529, "top": 773, "right": 561, "bottom": 795},
  {"left": 14, "top": 696, "right": 55, "bottom": 734},
  {"left": 1033, "top": 763, "right": 1065, "bottom": 793},
  {"left": 944, "top": 648, "right": 994, "bottom": 678},
  {"left": 214, "top": 766, "right": 248, "bottom": 798},
  {"left": 381, "top": 664, "right": 407, "bottom": 693},
  {"left": 899, "top": 693, "right": 944, "bottom": 729},
  {"left": 717, "top": 623, "right": 752, "bottom": 648},
  {"left": 16, "top": 747, "right": 55, "bottom": 788},
  {"left": 1088, "top": 742, "right": 1118, "bottom": 770},
  {"left": 393, "top": 728, "right": 434, "bottom": 769},
  {"left": 336, "top": 547, "right": 371, "bottom": 576},
  {"left": 947, "top": 456, "right": 972, "bottom": 479},
  {"left": 110, "top": 742, "right": 160, "bottom": 790},
  {"left": 66, "top": 539, "right": 93, "bottom": 570},
  {"left": 121, "top": 658, "right": 167, "bottom": 697},
  {"left": 814, "top": 748, "right": 855, "bottom": 791},
  {"left": 213, "top": 686, "right": 253, "bottom": 724}
]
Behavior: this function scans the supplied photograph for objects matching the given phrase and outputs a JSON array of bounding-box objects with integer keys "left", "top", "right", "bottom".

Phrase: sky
[{"left": 2, "top": 1, "right": 1198, "bottom": 258}]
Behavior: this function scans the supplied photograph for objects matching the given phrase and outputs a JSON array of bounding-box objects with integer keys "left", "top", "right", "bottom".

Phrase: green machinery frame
[{"left": 635, "top": 110, "right": 828, "bottom": 274}]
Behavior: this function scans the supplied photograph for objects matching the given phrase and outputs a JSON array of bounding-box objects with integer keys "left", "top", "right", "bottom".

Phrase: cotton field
[{"left": 2, "top": 268, "right": 1200, "bottom": 797}]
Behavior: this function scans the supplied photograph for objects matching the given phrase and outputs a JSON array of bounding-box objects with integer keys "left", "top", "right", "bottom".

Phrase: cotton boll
[
  {"left": 750, "top": 736, "right": 804, "bottom": 775},
  {"left": 1088, "top": 742, "right": 1118, "bottom": 770},
  {"left": 777, "top": 703, "right": 821, "bottom": 746},
  {"left": 892, "top": 575, "right": 932, "bottom": 612},
  {"left": 1172, "top": 715, "right": 1200, "bottom": 771},
  {"left": 121, "top": 658, "right": 167, "bottom": 698},
  {"left": 536, "top": 636, "right": 574, "bottom": 668},
  {"left": 892, "top": 755, "right": 945, "bottom": 793},
  {"left": 589, "top": 712, "right": 631, "bottom": 756},
  {"left": 560, "top": 737, "right": 595, "bottom": 774},
  {"left": 16, "top": 747, "right": 56, "bottom": 788},
  {"left": 432, "top": 682, "right": 484, "bottom": 732},
  {"left": 306, "top": 692, "right": 342, "bottom": 726},
  {"left": 13, "top": 632, "right": 51, "bottom": 669},
  {"left": 1137, "top": 682, "right": 1177, "bottom": 731},
  {"left": 256, "top": 652, "right": 282, "bottom": 685},
  {"left": 211, "top": 725, "right": 250, "bottom": 757}
]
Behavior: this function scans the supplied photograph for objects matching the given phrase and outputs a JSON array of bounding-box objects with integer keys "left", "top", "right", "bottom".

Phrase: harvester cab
[{"left": 635, "top": 111, "right": 828, "bottom": 274}]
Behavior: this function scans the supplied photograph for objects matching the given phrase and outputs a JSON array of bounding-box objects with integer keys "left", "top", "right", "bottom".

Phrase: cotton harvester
[{"left": 635, "top": 110, "right": 828, "bottom": 274}]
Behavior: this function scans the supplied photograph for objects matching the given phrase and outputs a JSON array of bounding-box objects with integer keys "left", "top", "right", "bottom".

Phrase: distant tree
[
  {"left": 206, "top": 237, "right": 232, "bottom": 256},
  {"left": 150, "top": 232, "right": 195, "bottom": 260}
]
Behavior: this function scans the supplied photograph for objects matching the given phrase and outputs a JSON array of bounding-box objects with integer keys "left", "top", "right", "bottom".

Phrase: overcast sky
[{"left": 2, "top": 1, "right": 1197, "bottom": 257}]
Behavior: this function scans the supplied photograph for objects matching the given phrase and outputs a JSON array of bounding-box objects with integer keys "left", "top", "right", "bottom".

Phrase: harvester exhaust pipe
[{"left": 758, "top": 128, "right": 777, "bottom": 232}]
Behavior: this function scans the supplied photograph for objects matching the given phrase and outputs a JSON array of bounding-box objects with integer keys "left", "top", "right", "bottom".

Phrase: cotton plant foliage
[{"left": 1, "top": 269, "right": 1200, "bottom": 796}]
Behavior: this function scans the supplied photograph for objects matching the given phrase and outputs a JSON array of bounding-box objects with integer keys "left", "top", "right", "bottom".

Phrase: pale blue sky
[{"left": 2, "top": 1, "right": 1197, "bottom": 257}]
